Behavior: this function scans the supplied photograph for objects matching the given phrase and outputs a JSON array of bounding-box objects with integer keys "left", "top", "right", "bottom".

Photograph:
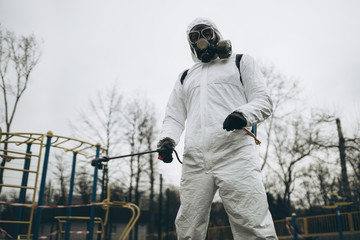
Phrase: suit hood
[{"left": 186, "top": 17, "right": 224, "bottom": 62}]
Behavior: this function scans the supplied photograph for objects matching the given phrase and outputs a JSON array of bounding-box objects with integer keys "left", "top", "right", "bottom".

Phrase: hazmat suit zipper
[{"left": 200, "top": 64, "right": 211, "bottom": 170}]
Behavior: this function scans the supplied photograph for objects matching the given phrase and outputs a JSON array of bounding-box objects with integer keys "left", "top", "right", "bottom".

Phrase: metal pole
[
  {"left": 15, "top": 143, "right": 32, "bottom": 238},
  {"left": 88, "top": 144, "right": 101, "bottom": 240},
  {"left": 65, "top": 152, "right": 78, "bottom": 240},
  {"left": 335, "top": 197, "right": 344, "bottom": 240},
  {"left": 291, "top": 213, "right": 298, "bottom": 240},
  {"left": 158, "top": 174, "right": 163, "bottom": 240},
  {"left": 33, "top": 131, "right": 53, "bottom": 240},
  {"left": 165, "top": 188, "right": 170, "bottom": 240}
]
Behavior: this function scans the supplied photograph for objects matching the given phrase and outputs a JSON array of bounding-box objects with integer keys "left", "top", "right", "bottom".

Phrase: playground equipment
[
  {"left": 99, "top": 184, "right": 140, "bottom": 240},
  {"left": 53, "top": 186, "right": 140, "bottom": 240},
  {"left": 55, "top": 216, "right": 105, "bottom": 240},
  {"left": 323, "top": 191, "right": 353, "bottom": 240},
  {"left": 0, "top": 128, "right": 140, "bottom": 240}
]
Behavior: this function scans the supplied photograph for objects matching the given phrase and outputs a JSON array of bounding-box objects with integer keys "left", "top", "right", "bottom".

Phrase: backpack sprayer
[{"left": 91, "top": 149, "right": 182, "bottom": 169}]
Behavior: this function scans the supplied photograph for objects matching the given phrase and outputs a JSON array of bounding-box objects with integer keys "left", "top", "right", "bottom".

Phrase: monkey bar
[{"left": 0, "top": 128, "right": 107, "bottom": 240}]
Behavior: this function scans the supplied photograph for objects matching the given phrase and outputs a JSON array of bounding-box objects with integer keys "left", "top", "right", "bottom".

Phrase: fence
[
  {"left": 141, "top": 211, "right": 360, "bottom": 240},
  {"left": 274, "top": 211, "right": 360, "bottom": 239}
]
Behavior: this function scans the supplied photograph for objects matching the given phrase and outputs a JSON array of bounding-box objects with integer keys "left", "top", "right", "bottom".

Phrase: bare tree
[
  {"left": 267, "top": 114, "right": 319, "bottom": 215},
  {"left": 122, "top": 96, "right": 158, "bottom": 240},
  {"left": 0, "top": 25, "right": 42, "bottom": 132},
  {"left": 142, "top": 104, "right": 158, "bottom": 235},
  {"left": 51, "top": 154, "right": 69, "bottom": 205},
  {"left": 259, "top": 63, "right": 301, "bottom": 170},
  {"left": 123, "top": 97, "right": 156, "bottom": 200},
  {"left": 70, "top": 85, "right": 124, "bottom": 201},
  {"left": 310, "top": 111, "right": 359, "bottom": 203},
  {"left": 296, "top": 162, "right": 337, "bottom": 210},
  {"left": 347, "top": 131, "right": 360, "bottom": 201},
  {"left": 44, "top": 180, "right": 56, "bottom": 205},
  {"left": 75, "top": 165, "right": 93, "bottom": 204},
  {"left": 123, "top": 100, "right": 138, "bottom": 204},
  {"left": 0, "top": 25, "right": 42, "bottom": 192}
]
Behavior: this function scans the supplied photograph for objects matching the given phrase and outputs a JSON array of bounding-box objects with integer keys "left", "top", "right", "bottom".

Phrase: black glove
[
  {"left": 223, "top": 112, "right": 247, "bottom": 131},
  {"left": 157, "top": 137, "right": 175, "bottom": 163}
]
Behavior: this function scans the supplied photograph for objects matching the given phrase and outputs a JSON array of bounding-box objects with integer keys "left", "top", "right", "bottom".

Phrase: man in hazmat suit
[{"left": 157, "top": 17, "right": 278, "bottom": 240}]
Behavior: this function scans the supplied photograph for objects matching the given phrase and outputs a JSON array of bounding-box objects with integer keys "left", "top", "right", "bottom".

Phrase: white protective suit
[{"left": 159, "top": 17, "right": 278, "bottom": 240}]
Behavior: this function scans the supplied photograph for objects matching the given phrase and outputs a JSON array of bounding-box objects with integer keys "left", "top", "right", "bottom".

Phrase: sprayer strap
[
  {"left": 180, "top": 69, "right": 189, "bottom": 85},
  {"left": 235, "top": 54, "right": 243, "bottom": 85}
]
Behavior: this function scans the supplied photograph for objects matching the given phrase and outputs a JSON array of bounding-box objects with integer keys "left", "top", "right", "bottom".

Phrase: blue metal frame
[
  {"left": 88, "top": 144, "right": 101, "bottom": 240},
  {"left": 65, "top": 151, "right": 78, "bottom": 240},
  {"left": 291, "top": 213, "right": 298, "bottom": 240},
  {"left": 335, "top": 197, "right": 344, "bottom": 240},
  {"left": 33, "top": 133, "right": 53, "bottom": 240}
]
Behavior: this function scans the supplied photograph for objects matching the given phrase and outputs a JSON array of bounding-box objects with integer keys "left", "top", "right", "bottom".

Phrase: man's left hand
[{"left": 223, "top": 112, "right": 247, "bottom": 131}]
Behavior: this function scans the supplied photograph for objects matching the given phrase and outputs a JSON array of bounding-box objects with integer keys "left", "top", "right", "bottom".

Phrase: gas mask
[{"left": 189, "top": 25, "right": 232, "bottom": 63}]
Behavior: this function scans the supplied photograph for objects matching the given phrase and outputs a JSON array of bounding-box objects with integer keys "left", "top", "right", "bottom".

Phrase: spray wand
[{"left": 91, "top": 149, "right": 182, "bottom": 169}]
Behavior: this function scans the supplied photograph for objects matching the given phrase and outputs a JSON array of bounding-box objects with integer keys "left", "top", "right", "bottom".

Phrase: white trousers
[{"left": 175, "top": 144, "right": 278, "bottom": 240}]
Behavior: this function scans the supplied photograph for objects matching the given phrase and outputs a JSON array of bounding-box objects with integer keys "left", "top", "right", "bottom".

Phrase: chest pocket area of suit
[{"left": 207, "top": 63, "right": 243, "bottom": 90}]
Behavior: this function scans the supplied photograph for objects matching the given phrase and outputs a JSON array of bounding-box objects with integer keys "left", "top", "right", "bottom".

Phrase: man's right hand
[{"left": 157, "top": 137, "right": 175, "bottom": 163}]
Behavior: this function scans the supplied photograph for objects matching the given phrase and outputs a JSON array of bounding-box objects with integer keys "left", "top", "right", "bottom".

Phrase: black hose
[
  {"left": 91, "top": 148, "right": 183, "bottom": 169},
  {"left": 173, "top": 149, "right": 183, "bottom": 164}
]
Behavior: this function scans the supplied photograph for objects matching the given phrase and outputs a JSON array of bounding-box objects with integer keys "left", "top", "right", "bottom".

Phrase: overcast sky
[{"left": 1, "top": 0, "right": 360, "bottom": 186}]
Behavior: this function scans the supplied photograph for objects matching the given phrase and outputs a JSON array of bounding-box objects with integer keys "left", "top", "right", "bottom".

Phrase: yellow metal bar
[
  {"left": 54, "top": 216, "right": 103, "bottom": 221},
  {"left": 57, "top": 219, "right": 103, "bottom": 224},
  {"left": 118, "top": 205, "right": 136, "bottom": 240},
  {"left": 0, "top": 220, "right": 30, "bottom": 224},
  {"left": 57, "top": 216, "right": 64, "bottom": 240},
  {"left": 348, "top": 213, "right": 354, "bottom": 232},
  {"left": 303, "top": 217, "right": 308, "bottom": 235},
  {"left": 0, "top": 166, "right": 37, "bottom": 173},
  {"left": 0, "top": 184, "right": 35, "bottom": 190},
  {"left": 1, "top": 131, "right": 107, "bottom": 159},
  {"left": 0, "top": 132, "right": 44, "bottom": 143},
  {"left": 14, "top": 134, "right": 44, "bottom": 145},
  {"left": 50, "top": 134, "right": 105, "bottom": 149},
  {"left": 27, "top": 133, "right": 46, "bottom": 240},
  {"left": 54, "top": 139, "right": 85, "bottom": 152},
  {"left": 50, "top": 134, "right": 106, "bottom": 155},
  {"left": 98, "top": 185, "right": 140, "bottom": 240},
  {"left": 0, "top": 149, "right": 38, "bottom": 157},
  {"left": 51, "top": 138, "right": 71, "bottom": 147},
  {"left": 75, "top": 144, "right": 94, "bottom": 153},
  {"left": 118, "top": 203, "right": 141, "bottom": 240},
  {"left": 0, "top": 155, "right": 32, "bottom": 161},
  {"left": 0, "top": 131, "right": 44, "bottom": 138},
  {"left": 68, "top": 142, "right": 85, "bottom": 152},
  {"left": 52, "top": 146, "right": 93, "bottom": 158}
]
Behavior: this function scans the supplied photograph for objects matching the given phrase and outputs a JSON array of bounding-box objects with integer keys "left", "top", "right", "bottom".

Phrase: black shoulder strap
[
  {"left": 236, "top": 54, "right": 257, "bottom": 136},
  {"left": 180, "top": 69, "right": 189, "bottom": 85},
  {"left": 236, "top": 54, "right": 243, "bottom": 85}
]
